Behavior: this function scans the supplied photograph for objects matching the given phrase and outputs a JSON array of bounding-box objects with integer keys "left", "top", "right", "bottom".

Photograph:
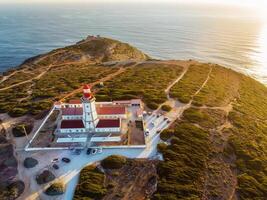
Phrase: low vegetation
[
  {"left": 159, "top": 129, "right": 174, "bottom": 141},
  {"left": 0, "top": 37, "right": 147, "bottom": 117},
  {"left": 154, "top": 122, "right": 210, "bottom": 199},
  {"left": 0, "top": 181, "right": 25, "bottom": 200},
  {"left": 45, "top": 182, "right": 65, "bottom": 196},
  {"left": 74, "top": 165, "right": 106, "bottom": 200},
  {"left": 161, "top": 104, "right": 172, "bottom": 112},
  {"left": 95, "top": 62, "right": 183, "bottom": 109},
  {"left": 193, "top": 65, "right": 240, "bottom": 107},
  {"left": 12, "top": 122, "right": 33, "bottom": 137},
  {"left": 1, "top": 37, "right": 267, "bottom": 199},
  {"left": 170, "top": 64, "right": 211, "bottom": 103},
  {"left": 182, "top": 107, "right": 226, "bottom": 129},
  {"left": 224, "top": 76, "right": 267, "bottom": 199},
  {"left": 75, "top": 159, "right": 158, "bottom": 200},
  {"left": 101, "top": 155, "right": 127, "bottom": 169}
]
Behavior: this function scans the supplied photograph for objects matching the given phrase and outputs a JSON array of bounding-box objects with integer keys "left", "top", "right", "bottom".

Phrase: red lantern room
[{"left": 83, "top": 84, "right": 92, "bottom": 99}]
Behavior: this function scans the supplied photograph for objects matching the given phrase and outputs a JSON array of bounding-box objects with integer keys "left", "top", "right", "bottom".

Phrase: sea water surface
[{"left": 0, "top": 3, "right": 266, "bottom": 85}]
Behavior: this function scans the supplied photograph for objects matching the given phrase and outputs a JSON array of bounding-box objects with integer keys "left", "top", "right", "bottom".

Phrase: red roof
[
  {"left": 96, "top": 119, "right": 120, "bottom": 128},
  {"left": 62, "top": 107, "right": 83, "bottom": 115},
  {"left": 60, "top": 120, "right": 84, "bottom": 129},
  {"left": 69, "top": 99, "right": 81, "bottom": 104},
  {"left": 96, "top": 106, "right": 126, "bottom": 115}
]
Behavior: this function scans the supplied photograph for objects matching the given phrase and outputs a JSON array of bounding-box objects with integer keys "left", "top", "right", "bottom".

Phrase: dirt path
[
  {"left": 0, "top": 64, "right": 53, "bottom": 91},
  {"left": 59, "top": 66, "right": 126, "bottom": 102}
]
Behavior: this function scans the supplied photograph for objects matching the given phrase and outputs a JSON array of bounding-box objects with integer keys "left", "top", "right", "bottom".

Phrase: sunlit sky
[
  {"left": 0, "top": 0, "right": 265, "bottom": 6},
  {"left": 1, "top": 0, "right": 266, "bottom": 14}
]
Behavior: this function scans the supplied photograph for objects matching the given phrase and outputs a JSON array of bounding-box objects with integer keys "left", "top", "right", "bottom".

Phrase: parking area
[{"left": 143, "top": 112, "right": 170, "bottom": 141}]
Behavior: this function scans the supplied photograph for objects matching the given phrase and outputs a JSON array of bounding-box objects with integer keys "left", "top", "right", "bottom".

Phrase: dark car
[
  {"left": 156, "top": 130, "right": 161, "bottom": 134},
  {"left": 74, "top": 149, "right": 82, "bottom": 155},
  {"left": 62, "top": 157, "right": 71, "bottom": 163},
  {"left": 86, "top": 148, "right": 92, "bottom": 155},
  {"left": 52, "top": 164, "right": 59, "bottom": 170}
]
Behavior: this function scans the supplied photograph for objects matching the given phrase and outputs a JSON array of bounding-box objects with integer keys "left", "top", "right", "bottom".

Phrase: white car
[
  {"left": 92, "top": 149, "right": 97, "bottom": 154},
  {"left": 97, "top": 148, "right": 103, "bottom": 154}
]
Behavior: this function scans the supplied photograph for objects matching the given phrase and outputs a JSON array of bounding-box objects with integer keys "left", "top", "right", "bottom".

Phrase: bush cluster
[
  {"left": 12, "top": 123, "right": 33, "bottom": 137},
  {"left": 101, "top": 155, "right": 126, "bottom": 169},
  {"left": 74, "top": 165, "right": 106, "bottom": 200},
  {"left": 161, "top": 105, "right": 172, "bottom": 112}
]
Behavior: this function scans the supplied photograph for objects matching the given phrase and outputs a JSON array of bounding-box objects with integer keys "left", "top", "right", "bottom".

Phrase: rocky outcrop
[
  {"left": 23, "top": 157, "right": 38, "bottom": 168},
  {"left": 36, "top": 170, "right": 55, "bottom": 185}
]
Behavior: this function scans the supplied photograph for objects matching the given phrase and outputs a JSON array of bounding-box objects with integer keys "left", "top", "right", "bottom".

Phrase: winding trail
[{"left": 59, "top": 66, "right": 126, "bottom": 102}]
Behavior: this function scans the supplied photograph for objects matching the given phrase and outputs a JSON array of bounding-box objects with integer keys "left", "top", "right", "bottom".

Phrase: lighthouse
[{"left": 81, "top": 84, "right": 99, "bottom": 132}]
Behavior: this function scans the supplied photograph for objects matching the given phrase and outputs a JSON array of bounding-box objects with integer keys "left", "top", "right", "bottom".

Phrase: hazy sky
[{"left": 0, "top": 0, "right": 265, "bottom": 6}]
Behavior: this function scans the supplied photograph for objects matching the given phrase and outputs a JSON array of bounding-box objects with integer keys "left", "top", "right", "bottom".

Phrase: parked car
[
  {"left": 86, "top": 148, "right": 92, "bottom": 155},
  {"left": 92, "top": 149, "right": 97, "bottom": 154},
  {"left": 156, "top": 130, "right": 161, "bottom": 134},
  {"left": 52, "top": 164, "right": 59, "bottom": 170},
  {"left": 164, "top": 117, "right": 168, "bottom": 121},
  {"left": 167, "top": 120, "right": 171, "bottom": 124},
  {"left": 52, "top": 158, "right": 59, "bottom": 163},
  {"left": 97, "top": 148, "right": 103, "bottom": 154},
  {"left": 62, "top": 157, "right": 71, "bottom": 163},
  {"left": 74, "top": 149, "right": 82, "bottom": 155}
]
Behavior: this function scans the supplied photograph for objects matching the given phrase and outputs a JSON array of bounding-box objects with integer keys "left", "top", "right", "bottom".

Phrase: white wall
[
  {"left": 90, "top": 136, "right": 121, "bottom": 142},
  {"left": 62, "top": 115, "right": 83, "bottom": 120},
  {"left": 98, "top": 114, "right": 126, "bottom": 119},
  {"left": 60, "top": 128, "right": 86, "bottom": 133},
  {"left": 95, "top": 127, "right": 120, "bottom": 133}
]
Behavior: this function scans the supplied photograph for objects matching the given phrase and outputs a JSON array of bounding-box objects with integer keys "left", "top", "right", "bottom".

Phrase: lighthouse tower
[{"left": 81, "top": 84, "right": 99, "bottom": 132}]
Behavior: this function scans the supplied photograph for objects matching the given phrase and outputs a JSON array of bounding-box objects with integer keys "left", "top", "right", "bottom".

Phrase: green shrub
[
  {"left": 157, "top": 143, "right": 168, "bottom": 153},
  {"left": 160, "top": 129, "right": 174, "bottom": 141},
  {"left": 74, "top": 165, "right": 106, "bottom": 199},
  {"left": 147, "top": 102, "right": 159, "bottom": 110},
  {"left": 8, "top": 108, "right": 28, "bottom": 117},
  {"left": 161, "top": 105, "right": 172, "bottom": 112},
  {"left": 101, "top": 155, "right": 126, "bottom": 169},
  {"left": 45, "top": 182, "right": 65, "bottom": 196},
  {"left": 12, "top": 123, "right": 33, "bottom": 137}
]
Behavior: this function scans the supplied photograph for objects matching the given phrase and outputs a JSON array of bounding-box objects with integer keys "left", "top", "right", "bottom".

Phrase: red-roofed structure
[
  {"left": 96, "top": 106, "right": 126, "bottom": 115},
  {"left": 62, "top": 107, "right": 83, "bottom": 116},
  {"left": 96, "top": 119, "right": 120, "bottom": 128},
  {"left": 69, "top": 99, "right": 81, "bottom": 104},
  {"left": 60, "top": 120, "right": 84, "bottom": 129}
]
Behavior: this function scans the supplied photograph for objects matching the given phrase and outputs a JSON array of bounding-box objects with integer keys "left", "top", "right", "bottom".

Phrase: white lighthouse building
[
  {"left": 81, "top": 84, "right": 99, "bottom": 131},
  {"left": 58, "top": 84, "right": 128, "bottom": 136}
]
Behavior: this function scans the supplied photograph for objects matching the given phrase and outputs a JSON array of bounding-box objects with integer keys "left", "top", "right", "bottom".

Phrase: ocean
[{"left": 0, "top": 3, "right": 266, "bottom": 85}]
